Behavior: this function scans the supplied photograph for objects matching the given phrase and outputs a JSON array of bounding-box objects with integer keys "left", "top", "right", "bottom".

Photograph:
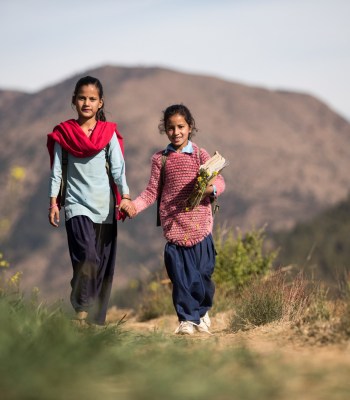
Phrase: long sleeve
[
  {"left": 108, "top": 134, "right": 129, "bottom": 195},
  {"left": 133, "top": 152, "right": 162, "bottom": 213},
  {"left": 49, "top": 142, "right": 63, "bottom": 197}
]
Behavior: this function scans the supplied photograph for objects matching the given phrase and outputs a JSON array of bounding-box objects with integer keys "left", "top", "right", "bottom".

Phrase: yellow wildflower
[
  {"left": 10, "top": 166, "right": 26, "bottom": 182},
  {"left": 149, "top": 281, "right": 160, "bottom": 292},
  {"left": 0, "top": 253, "right": 9, "bottom": 268},
  {"left": 9, "top": 271, "right": 22, "bottom": 286}
]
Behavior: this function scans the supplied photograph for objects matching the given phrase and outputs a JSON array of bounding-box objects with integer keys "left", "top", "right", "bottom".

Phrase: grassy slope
[{"left": 1, "top": 288, "right": 350, "bottom": 400}]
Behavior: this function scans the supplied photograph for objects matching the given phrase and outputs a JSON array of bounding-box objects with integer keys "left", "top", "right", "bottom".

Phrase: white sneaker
[
  {"left": 201, "top": 312, "right": 211, "bottom": 328},
  {"left": 174, "top": 321, "right": 195, "bottom": 335},
  {"left": 194, "top": 320, "right": 212, "bottom": 335}
]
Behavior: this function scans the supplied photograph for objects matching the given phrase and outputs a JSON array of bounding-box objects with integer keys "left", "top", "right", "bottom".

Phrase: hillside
[
  {"left": 0, "top": 65, "right": 350, "bottom": 298},
  {"left": 273, "top": 195, "right": 350, "bottom": 283}
]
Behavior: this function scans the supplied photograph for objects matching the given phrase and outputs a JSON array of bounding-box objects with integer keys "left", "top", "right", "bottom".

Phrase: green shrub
[{"left": 213, "top": 226, "right": 278, "bottom": 291}]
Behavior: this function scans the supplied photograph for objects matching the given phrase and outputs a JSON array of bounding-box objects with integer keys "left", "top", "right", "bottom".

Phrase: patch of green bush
[{"left": 213, "top": 226, "right": 278, "bottom": 291}]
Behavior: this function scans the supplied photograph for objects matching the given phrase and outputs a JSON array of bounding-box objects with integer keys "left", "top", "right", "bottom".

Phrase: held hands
[{"left": 119, "top": 197, "right": 137, "bottom": 218}]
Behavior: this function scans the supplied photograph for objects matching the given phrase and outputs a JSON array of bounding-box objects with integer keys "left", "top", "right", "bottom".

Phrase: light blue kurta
[{"left": 49, "top": 133, "right": 129, "bottom": 224}]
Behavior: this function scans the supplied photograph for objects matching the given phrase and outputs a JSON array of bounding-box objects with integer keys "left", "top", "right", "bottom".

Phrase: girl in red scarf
[{"left": 47, "top": 76, "right": 134, "bottom": 325}]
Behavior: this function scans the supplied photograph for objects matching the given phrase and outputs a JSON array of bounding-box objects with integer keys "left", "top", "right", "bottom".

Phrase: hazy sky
[{"left": 2, "top": 0, "right": 349, "bottom": 119}]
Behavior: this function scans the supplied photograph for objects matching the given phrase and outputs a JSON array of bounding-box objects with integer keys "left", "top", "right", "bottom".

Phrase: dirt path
[{"left": 106, "top": 307, "right": 350, "bottom": 368}]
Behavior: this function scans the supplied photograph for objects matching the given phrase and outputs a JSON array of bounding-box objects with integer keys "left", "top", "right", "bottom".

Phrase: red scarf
[{"left": 47, "top": 119, "right": 126, "bottom": 220}]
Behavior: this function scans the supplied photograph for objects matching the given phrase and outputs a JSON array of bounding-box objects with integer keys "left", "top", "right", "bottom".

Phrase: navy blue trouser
[
  {"left": 65, "top": 215, "right": 117, "bottom": 325},
  {"left": 164, "top": 234, "right": 216, "bottom": 324}
]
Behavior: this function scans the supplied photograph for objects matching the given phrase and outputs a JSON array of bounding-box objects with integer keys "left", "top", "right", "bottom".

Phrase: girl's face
[
  {"left": 74, "top": 84, "right": 103, "bottom": 121},
  {"left": 165, "top": 114, "right": 192, "bottom": 152}
]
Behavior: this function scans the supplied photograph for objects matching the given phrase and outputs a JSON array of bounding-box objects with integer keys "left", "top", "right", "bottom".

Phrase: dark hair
[
  {"left": 158, "top": 104, "right": 198, "bottom": 138},
  {"left": 71, "top": 76, "right": 106, "bottom": 121}
]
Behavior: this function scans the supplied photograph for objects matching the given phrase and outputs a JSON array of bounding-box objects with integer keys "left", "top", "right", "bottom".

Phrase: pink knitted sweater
[{"left": 133, "top": 143, "right": 225, "bottom": 247}]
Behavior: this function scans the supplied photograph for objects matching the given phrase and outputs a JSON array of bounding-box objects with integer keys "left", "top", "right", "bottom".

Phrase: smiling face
[
  {"left": 165, "top": 113, "right": 192, "bottom": 152},
  {"left": 73, "top": 84, "right": 103, "bottom": 122}
]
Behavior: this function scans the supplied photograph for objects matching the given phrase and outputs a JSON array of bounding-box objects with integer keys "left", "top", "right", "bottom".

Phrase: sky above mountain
[{"left": 1, "top": 0, "right": 349, "bottom": 119}]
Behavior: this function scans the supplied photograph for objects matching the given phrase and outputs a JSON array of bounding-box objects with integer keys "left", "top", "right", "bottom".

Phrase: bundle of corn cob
[{"left": 185, "top": 151, "right": 229, "bottom": 211}]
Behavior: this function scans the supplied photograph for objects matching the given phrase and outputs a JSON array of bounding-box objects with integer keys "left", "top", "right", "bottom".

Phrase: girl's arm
[
  {"left": 132, "top": 152, "right": 162, "bottom": 215},
  {"left": 49, "top": 196, "right": 60, "bottom": 227},
  {"left": 108, "top": 134, "right": 135, "bottom": 217},
  {"left": 48, "top": 143, "right": 62, "bottom": 227},
  {"left": 108, "top": 134, "right": 130, "bottom": 197}
]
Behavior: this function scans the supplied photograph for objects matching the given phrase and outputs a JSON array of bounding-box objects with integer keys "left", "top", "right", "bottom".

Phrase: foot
[
  {"left": 194, "top": 319, "right": 212, "bottom": 335},
  {"left": 72, "top": 311, "right": 88, "bottom": 326},
  {"left": 200, "top": 311, "right": 211, "bottom": 328},
  {"left": 174, "top": 321, "right": 195, "bottom": 335},
  {"left": 76, "top": 311, "right": 88, "bottom": 321},
  {"left": 87, "top": 322, "right": 106, "bottom": 330}
]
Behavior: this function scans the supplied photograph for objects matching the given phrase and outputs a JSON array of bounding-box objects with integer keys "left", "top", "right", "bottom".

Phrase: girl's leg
[
  {"left": 164, "top": 234, "right": 216, "bottom": 324},
  {"left": 196, "top": 234, "right": 216, "bottom": 318},
  {"left": 66, "top": 216, "right": 99, "bottom": 315},
  {"left": 65, "top": 216, "right": 117, "bottom": 324},
  {"left": 92, "top": 221, "right": 117, "bottom": 325}
]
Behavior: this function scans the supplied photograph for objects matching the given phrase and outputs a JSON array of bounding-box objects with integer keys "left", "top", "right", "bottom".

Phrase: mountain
[
  {"left": 1, "top": 65, "right": 350, "bottom": 299},
  {"left": 272, "top": 195, "right": 350, "bottom": 284}
]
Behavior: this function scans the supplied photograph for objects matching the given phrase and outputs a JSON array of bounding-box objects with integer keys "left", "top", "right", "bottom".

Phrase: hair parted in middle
[
  {"left": 71, "top": 75, "right": 107, "bottom": 121},
  {"left": 158, "top": 104, "right": 198, "bottom": 138}
]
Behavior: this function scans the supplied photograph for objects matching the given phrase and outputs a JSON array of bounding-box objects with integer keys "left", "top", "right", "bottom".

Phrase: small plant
[
  {"left": 300, "top": 285, "right": 331, "bottom": 324},
  {"left": 213, "top": 226, "right": 278, "bottom": 291},
  {"left": 293, "top": 278, "right": 350, "bottom": 344},
  {"left": 0, "top": 252, "right": 23, "bottom": 303},
  {"left": 0, "top": 252, "right": 10, "bottom": 269},
  {"left": 137, "top": 272, "right": 174, "bottom": 321},
  {"left": 229, "top": 271, "right": 309, "bottom": 332},
  {"left": 338, "top": 300, "right": 350, "bottom": 337},
  {"left": 334, "top": 272, "right": 350, "bottom": 338}
]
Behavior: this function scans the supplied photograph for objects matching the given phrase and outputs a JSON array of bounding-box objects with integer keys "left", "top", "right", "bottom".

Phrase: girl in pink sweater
[{"left": 130, "top": 104, "right": 225, "bottom": 335}]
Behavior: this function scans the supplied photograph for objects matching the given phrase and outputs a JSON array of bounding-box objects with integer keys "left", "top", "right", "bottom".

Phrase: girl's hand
[
  {"left": 204, "top": 184, "right": 215, "bottom": 197},
  {"left": 204, "top": 176, "right": 217, "bottom": 197},
  {"left": 48, "top": 204, "right": 60, "bottom": 227},
  {"left": 119, "top": 199, "right": 137, "bottom": 218}
]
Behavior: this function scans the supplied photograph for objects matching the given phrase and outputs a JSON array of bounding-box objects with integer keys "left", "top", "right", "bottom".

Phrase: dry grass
[
  {"left": 228, "top": 271, "right": 309, "bottom": 332},
  {"left": 2, "top": 269, "right": 350, "bottom": 400}
]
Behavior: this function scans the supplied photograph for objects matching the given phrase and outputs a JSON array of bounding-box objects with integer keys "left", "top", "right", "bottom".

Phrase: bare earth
[
  {"left": 107, "top": 307, "right": 350, "bottom": 365},
  {"left": 105, "top": 308, "right": 350, "bottom": 399}
]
